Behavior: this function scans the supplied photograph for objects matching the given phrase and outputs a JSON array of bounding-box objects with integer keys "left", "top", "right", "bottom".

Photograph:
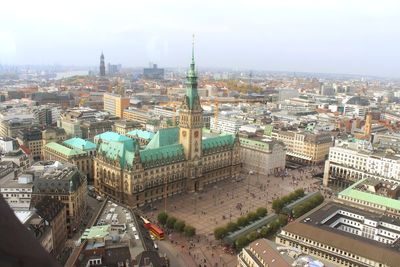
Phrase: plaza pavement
[{"left": 143, "top": 165, "right": 324, "bottom": 267}]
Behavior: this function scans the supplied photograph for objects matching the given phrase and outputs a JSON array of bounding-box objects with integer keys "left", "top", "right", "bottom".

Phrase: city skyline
[{"left": 1, "top": 0, "right": 400, "bottom": 78}]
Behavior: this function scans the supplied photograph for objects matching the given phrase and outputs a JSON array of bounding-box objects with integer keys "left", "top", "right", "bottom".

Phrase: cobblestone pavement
[{"left": 143, "top": 165, "right": 324, "bottom": 267}]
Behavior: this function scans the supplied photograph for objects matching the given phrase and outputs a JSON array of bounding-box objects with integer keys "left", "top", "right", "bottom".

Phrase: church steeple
[
  {"left": 100, "top": 52, "right": 106, "bottom": 77},
  {"left": 186, "top": 35, "right": 199, "bottom": 110}
]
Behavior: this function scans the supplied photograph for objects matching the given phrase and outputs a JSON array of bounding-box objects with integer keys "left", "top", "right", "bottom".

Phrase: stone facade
[{"left": 94, "top": 49, "right": 241, "bottom": 207}]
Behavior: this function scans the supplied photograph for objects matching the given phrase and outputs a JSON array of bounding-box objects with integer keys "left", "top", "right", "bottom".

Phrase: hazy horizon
[{"left": 1, "top": 0, "right": 400, "bottom": 78}]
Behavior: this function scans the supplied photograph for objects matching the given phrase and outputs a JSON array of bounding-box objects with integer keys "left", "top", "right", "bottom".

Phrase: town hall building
[{"left": 94, "top": 45, "right": 242, "bottom": 207}]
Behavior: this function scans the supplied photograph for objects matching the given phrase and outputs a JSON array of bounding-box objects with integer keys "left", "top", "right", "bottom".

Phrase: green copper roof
[
  {"left": 185, "top": 36, "right": 199, "bottom": 110},
  {"left": 94, "top": 131, "right": 132, "bottom": 143},
  {"left": 98, "top": 140, "right": 136, "bottom": 168},
  {"left": 81, "top": 225, "right": 110, "bottom": 240},
  {"left": 145, "top": 127, "right": 179, "bottom": 149},
  {"left": 63, "top": 137, "right": 96, "bottom": 151},
  {"left": 126, "top": 129, "right": 155, "bottom": 141},
  {"left": 239, "top": 138, "right": 271, "bottom": 151},
  {"left": 202, "top": 134, "right": 235, "bottom": 151},
  {"left": 45, "top": 142, "right": 86, "bottom": 157},
  {"left": 339, "top": 179, "right": 400, "bottom": 210},
  {"left": 140, "top": 144, "right": 185, "bottom": 168}
]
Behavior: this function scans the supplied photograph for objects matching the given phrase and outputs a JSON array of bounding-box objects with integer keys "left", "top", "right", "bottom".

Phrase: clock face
[
  {"left": 194, "top": 130, "right": 199, "bottom": 138},
  {"left": 182, "top": 130, "right": 187, "bottom": 137}
]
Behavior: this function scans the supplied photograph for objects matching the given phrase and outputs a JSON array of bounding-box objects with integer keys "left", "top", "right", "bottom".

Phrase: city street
[{"left": 143, "top": 164, "right": 324, "bottom": 266}]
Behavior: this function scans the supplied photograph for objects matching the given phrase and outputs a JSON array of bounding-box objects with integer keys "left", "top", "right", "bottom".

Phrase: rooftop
[
  {"left": 280, "top": 202, "right": 400, "bottom": 267},
  {"left": 63, "top": 137, "right": 96, "bottom": 151},
  {"left": 245, "top": 239, "right": 291, "bottom": 267},
  {"left": 32, "top": 162, "right": 84, "bottom": 193},
  {"left": 81, "top": 225, "right": 110, "bottom": 240},
  {"left": 45, "top": 142, "right": 86, "bottom": 157},
  {"left": 94, "top": 131, "right": 132, "bottom": 143},
  {"left": 14, "top": 210, "right": 35, "bottom": 224},
  {"left": 145, "top": 127, "right": 179, "bottom": 149},
  {"left": 339, "top": 178, "right": 400, "bottom": 210},
  {"left": 126, "top": 129, "right": 155, "bottom": 141}
]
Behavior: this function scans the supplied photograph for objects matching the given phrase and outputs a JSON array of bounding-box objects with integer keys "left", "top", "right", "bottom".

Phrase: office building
[
  {"left": 42, "top": 127, "right": 67, "bottom": 146},
  {"left": 239, "top": 137, "right": 286, "bottom": 176},
  {"left": 2, "top": 149, "right": 31, "bottom": 173},
  {"left": 123, "top": 108, "right": 152, "bottom": 126},
  {"left": 30, "top": 161, "right": 87, "bottom": 235},
  {"left": 42, "top": 137, "right": 96, "bottom": 183},
  {"left": 272, "top": 130, "right": 333, "bottom": 165},
  {"left": 112, "top": 120, "right": 141, "bottom": 135},
  {"left": 143, "top": 63, "right": 164, "bottom": 80},
  {"left": 0, "top": 136, "right": 19, "bottom": 154},
  {"left": 103, "top": 93, "right": 130, "bottom": 118},
  {"left": 58, "top": 107, "right": 109, "bottom": 138},
  {"left": 210, "top": 116, "right": 247, "bottom": 134},
  {"left": 34, "top": 196, "right": 68, "bottom": 258},
  {"left": 323, "top": 140, "right": 400, "bottom": 187},
  {"left": 17, "top": 127, "right": 43, "bottom": 161},
  {"left": 80, "top": 120, "right": 115, "bottom": 141},
  {"left": 0, "top": 172, "right": 33, "bottom": 210}
]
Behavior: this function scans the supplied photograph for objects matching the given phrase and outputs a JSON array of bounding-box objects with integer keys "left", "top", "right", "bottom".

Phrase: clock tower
[
  {"left": 179, "top": 37, "right": 203, "bottom": 189},
  {"left": 179, "top": 37, "right": 203, "bottom": 161}
]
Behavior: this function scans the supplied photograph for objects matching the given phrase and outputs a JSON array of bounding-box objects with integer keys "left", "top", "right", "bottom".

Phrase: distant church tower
[
  {"left": 179, "top": 36, "right": 203, "bottom": 161},
  {"left": 100, "top": 52, "right": 106, "bottom": 76}
]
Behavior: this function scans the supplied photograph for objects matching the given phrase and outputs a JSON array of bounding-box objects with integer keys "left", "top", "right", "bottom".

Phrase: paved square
[
  {"left": 146, "top": 166, "right": 322, "bottom": 236},
  {"left": 142, "top": 166, "right": 323, "bottom": 267}
]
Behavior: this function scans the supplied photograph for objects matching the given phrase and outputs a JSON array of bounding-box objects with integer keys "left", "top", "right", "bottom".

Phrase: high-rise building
[
  {"left": 143, "top": 63, "right": 164, "bottom": 80},
  {"left": 103, "top": 93, "right": 130, "bottom": 118},
  {"left": 99, "top": 52, "right": 106, "bottom": 77}
]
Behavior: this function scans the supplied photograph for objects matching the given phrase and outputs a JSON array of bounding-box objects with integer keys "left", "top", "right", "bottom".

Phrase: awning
[{"left": 286, "top": 151, "right": 312, "bottom": 161}]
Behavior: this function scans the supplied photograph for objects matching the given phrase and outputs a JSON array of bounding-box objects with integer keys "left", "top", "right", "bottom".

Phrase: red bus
[
  {"left": 148, "top": 224, "right": 164, "bottom": 240},
  {"left": 140, "top": 216, "right": 164, "bottom": 240},
  {"left": 141, "top": 216, "right": 151, "bottom": 227}
]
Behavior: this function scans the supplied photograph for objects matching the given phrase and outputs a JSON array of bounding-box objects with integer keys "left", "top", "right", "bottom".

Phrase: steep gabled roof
[
  {"left": 140, "top": 144, "right": 185, "bottom": 168},
  {"left": 98, "top": 141, "right": 136, "bottom": 168},
  {"left": 145, "top": 127, "right": 179, "bottom": 149},
  {"left": 202, "top": 134, "right": 235, "bottom": 152}
]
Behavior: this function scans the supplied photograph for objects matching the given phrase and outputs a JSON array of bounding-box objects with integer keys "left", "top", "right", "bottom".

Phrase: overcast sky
[{"left": 1, "top": 0, "right": 400, "bottom": 77}]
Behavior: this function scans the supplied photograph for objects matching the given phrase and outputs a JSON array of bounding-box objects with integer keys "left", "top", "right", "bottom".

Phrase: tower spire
[
  {"left": 100, "top": 51, "right": 106, "bottom": 77},
  {"left": 185, "top": 35, "right": 198, "bottom": 110},
  {"left": 192, "top": 34, "right": 195, "bottom": 64}
]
